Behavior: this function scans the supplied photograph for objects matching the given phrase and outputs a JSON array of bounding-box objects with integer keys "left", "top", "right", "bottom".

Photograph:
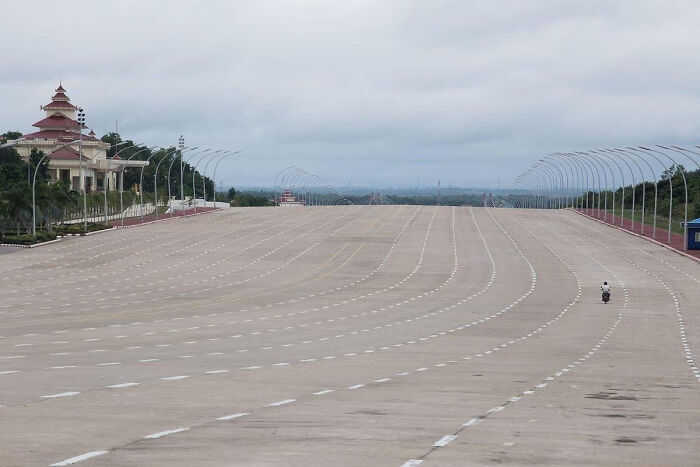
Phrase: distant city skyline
[{"left": 2, "top": 1, "right": 699, "bottom": 189}]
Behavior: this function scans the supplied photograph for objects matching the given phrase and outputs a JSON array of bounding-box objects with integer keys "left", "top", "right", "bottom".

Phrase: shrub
[{"left": 1, "top": 234, "right": 35, "bottom": 245}]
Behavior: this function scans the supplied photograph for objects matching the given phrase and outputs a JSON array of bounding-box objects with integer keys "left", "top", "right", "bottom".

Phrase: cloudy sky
[{"left": 2, "top": 0, "right": 699, "bottom": 189}]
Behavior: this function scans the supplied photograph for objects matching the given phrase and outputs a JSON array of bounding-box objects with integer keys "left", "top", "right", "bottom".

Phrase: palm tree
[{"left": 5, "top": 184, "right": 32, "bottom": 235}]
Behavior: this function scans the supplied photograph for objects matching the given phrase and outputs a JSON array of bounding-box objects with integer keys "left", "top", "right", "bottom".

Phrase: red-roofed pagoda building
[
  {"left": 278, "top": 189, "right": 304, "bottom": 206},
  {"left": 10, "top": 84, "right": 145, "bottom": 192}
]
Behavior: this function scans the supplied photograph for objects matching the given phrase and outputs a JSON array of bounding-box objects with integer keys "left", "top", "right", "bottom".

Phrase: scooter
[{"left": 602, "top": 291, "right": 610, "bottom": 304}]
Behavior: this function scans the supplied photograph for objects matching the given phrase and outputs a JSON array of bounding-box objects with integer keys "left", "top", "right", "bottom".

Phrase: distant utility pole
[
  {"left": 437, "top": 180, "right": 441, "bottom": 206},
  {"left": 179, "top": 135, "right": 185, "bottom": 206}
]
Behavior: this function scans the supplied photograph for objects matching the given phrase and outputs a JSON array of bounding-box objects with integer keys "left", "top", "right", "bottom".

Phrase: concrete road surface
[{"left": 0, "top": 206, "right": 698, "bottom": 466}]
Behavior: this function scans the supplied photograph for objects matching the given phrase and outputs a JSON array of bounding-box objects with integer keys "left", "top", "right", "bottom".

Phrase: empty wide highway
[{"left": 0, "top": 206, "right": 698, "bottom": 466}]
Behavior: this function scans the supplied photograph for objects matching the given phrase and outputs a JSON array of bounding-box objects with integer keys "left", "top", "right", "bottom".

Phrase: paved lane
[{"left": 0, "top": 206, "right": 697, "bottom": 466}]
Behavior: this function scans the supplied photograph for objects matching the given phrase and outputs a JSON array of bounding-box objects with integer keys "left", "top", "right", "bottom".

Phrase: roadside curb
[
  {"left": 113, "top": 208, "right": 219, "bottom": 229},
  {"left": 0, "top": 237, "right": 63, "bottom": 249},
  {"left": 84, "top": 227, "right": 117, "bottom": 236},
  {"left": 573, "top": 210, "right": 700, "bottom": 263},
  {"left": 1, "top": 211, "right": 220, "bottom": 248}
]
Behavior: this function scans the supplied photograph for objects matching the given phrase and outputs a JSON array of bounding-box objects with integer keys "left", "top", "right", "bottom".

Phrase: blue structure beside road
[{"left": 685, "top": 218, "right": 700, "bottom": 250}]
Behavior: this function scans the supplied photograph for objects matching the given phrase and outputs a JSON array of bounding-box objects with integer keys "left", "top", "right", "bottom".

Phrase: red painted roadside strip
[{"left": 573, "top": 209, "right": 700, "bottom": 263}]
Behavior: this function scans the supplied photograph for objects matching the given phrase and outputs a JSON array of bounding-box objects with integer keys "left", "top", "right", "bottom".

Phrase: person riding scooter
[{"left": 601, "top": 282, "right": 611, "bottom": 303}]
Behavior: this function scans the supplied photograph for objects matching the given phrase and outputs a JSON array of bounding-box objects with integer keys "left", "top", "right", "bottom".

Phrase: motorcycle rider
[{"left": 601, "top": 281, "right": 611, "bottom": 302}]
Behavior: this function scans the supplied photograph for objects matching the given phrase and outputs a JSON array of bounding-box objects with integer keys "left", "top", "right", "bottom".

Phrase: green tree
[
  {"left": 1, "top": 130, "right": 23, "bottom": 141},
  {"left": 4, "top": 183, "right": 32, "bottom": 234}
]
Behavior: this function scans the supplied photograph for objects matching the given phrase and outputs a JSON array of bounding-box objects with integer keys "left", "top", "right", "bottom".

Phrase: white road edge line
[
  {"left": 144, "top": 427, "right": 190, "bottom": 439},
  {"left": 433, "top": 434, "right": 457, "bottom": 447},
  {"left": 50, "top": 450, "right": 109, "bottom": 466},
  {"left": 107, "top": 382, "right": 140, "bottom": 388},
  {"left": 42, "top": 391, "right": 80, "bottom": 398},
  {"left": 216, "top": 412, "right": 250, "bottom": 421},
  {"left": 266, "top": 399, "right": 295, "bottom": 407}
]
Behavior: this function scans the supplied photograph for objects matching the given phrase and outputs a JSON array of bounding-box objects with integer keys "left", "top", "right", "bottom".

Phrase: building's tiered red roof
[
  {"left": 32, "top": 113, "right": 83, "bottom": 129},
  {"left": 23, "top": 84, "right": 101, "bottom": 147},
  {"left": 22, "top": 129, "right": 99, "bottom": 142},
  {"left": 49, "top": 147, "right": 81, "bottom": 160},
  {"left": 43, "top": 100, "right": 76, "bottom": 110}
]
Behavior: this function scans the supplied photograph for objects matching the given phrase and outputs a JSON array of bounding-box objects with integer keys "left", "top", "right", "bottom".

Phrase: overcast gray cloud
[{"left": 2, "top": 0, "right": 700, "bottom": 189}]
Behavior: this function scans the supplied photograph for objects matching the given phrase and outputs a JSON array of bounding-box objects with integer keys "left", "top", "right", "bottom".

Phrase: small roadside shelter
[{"left": 685, "top": 218, "right": 700, "bottom": 250}]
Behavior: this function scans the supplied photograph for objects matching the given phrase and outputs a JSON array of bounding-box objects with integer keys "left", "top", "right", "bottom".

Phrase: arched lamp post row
[
  {"left": 297, "top": 174, "right": 317, "bottom": 206},
  {"left": 200, "top": 151, "right": 224, "bottom": 208},
  {"left": 211, "top": 151, "right": 241, "bottom": 206},
  {"left": 289, "top": 170, "right": 312, "bottom": 203},
  {"left": 586, "top": 150, "right": 620, "bottom": 223},
  {"left": 579, "top": 152, "right": 610, "bottom": 221},
  {"left": 574, "top": 152, "right": 604, "bottom": 218},
  {"left": 551, "top": 154, "right": 579, "bottom": 210},
  {"left": 598, "top": 151, "right": 635, "bottom": 228},
  {"left": 577, "top": 152, "right": 608, "bottom": 221},
  {"left": 166, "top": 147, "right": 202, "bottom": 217},
  {"left": 177, "top": 149, "right": 214, "bottom": 214},
  {"left": 640, "top": 147, "right": 689, "bottom": 249},
  {"left": 542, "top": 158, "right": 568, "bottom": 209},
  {"left": 309, "top": 175, "right": 326, "bottom": 206},
  {"left": 31, "top": 139, "right": 81, "bottom": 237},
  {"left": 519, "top": 172, "right": 539, "bottom": 209},
  {"left": 302, "top": 173, "right": 321, "bottom": 206},
  {"left": 101, "top": 141, "right": 131, "bottom": 225},
  {"left": 176, "top": 148, "right": 215, "bottom": 215},
  {"left": 202, "top": 150, "right": 240, "bottom": 208},
  {"left": 624, "top": 148, "right": 673, "bottom": 243},
  {"left": 600, "top": 149, "right": 646, "bottom": 233},
  {"left": 562, "top": 153, "right": 593, "bottom": 212},
  {"left": 293, "top": 170, "right": 315, "bottom": 205},
  {"left": 557, "top": 154, "right": 585, "bottom": 211},
  {"left": 512, "top": 178, "right": 529, "bottom": 209},
  {"left": 512, "top": 178, "right": 530, "bottom": 208},
  {"left": 138, "top": 150, "right": 168, "bottom": 223},
  {"left": 288, "top": 169, "right": 307, "bottom": 198},
  {"left": 543, "top": 155, "right": 573, "bottom": 209},
  {"left": 119, "top": 145, "right": 158, "bottom": 225},
  {"left": 516, "top": 170, "right": 535, "bottom": 208},
  {"left": 192, "top": 150, "right": 223, "bottom": 214},
  {"left": 274, "top": 166, "right": 295, "bottom": 206},
  {"left": 310, "top": 175, "right": 328, "bottom": 206},
  {"left": 518, "top": 179, "right": 538, "bottom": 209},
  {"left": 530, "top": 164, "right": 552, "bottom": 209},
  {"left": 531, "top": 168, "right": 553, "bottom": 209},
  {"left": 666, "top": 145, "right": 700, "bottom": 172},
  {"left": 285, "top": 169, "right": 303, "bottom": 203},
  {"left": 537, "top": 160, "right": 564, "bottom": 209},
  {"left": 523, "top": 174, "right": 547, "bottom": 209},
  {"left": 514, "top": 173, "right": 538, "bottom": 209},
  {"left": 611, "top": 148, "right": 659, "bottom": 238},
  {"left": 523, "top": 170, "right": 548, "bottom": 209},
  {"left": 153, "top": 148, "right": 188, "bottom": 220},
  {"left": 659, "top": 145, "right": 700, "bottom": 248},
  {"left": 165, "top": 147, "right": 206, "bottom": 217},
  {"left": 279, "top": 168, "right": 298, "bottom": 199},
  {"left": 309, "top": 174, "right": 321, "bottom": 206},
  {"left": 531, "top": 166, "right": 554, "bottom": 209},
  {"left": 521, "top": 176, "right": 543, "bottom": 209}
]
